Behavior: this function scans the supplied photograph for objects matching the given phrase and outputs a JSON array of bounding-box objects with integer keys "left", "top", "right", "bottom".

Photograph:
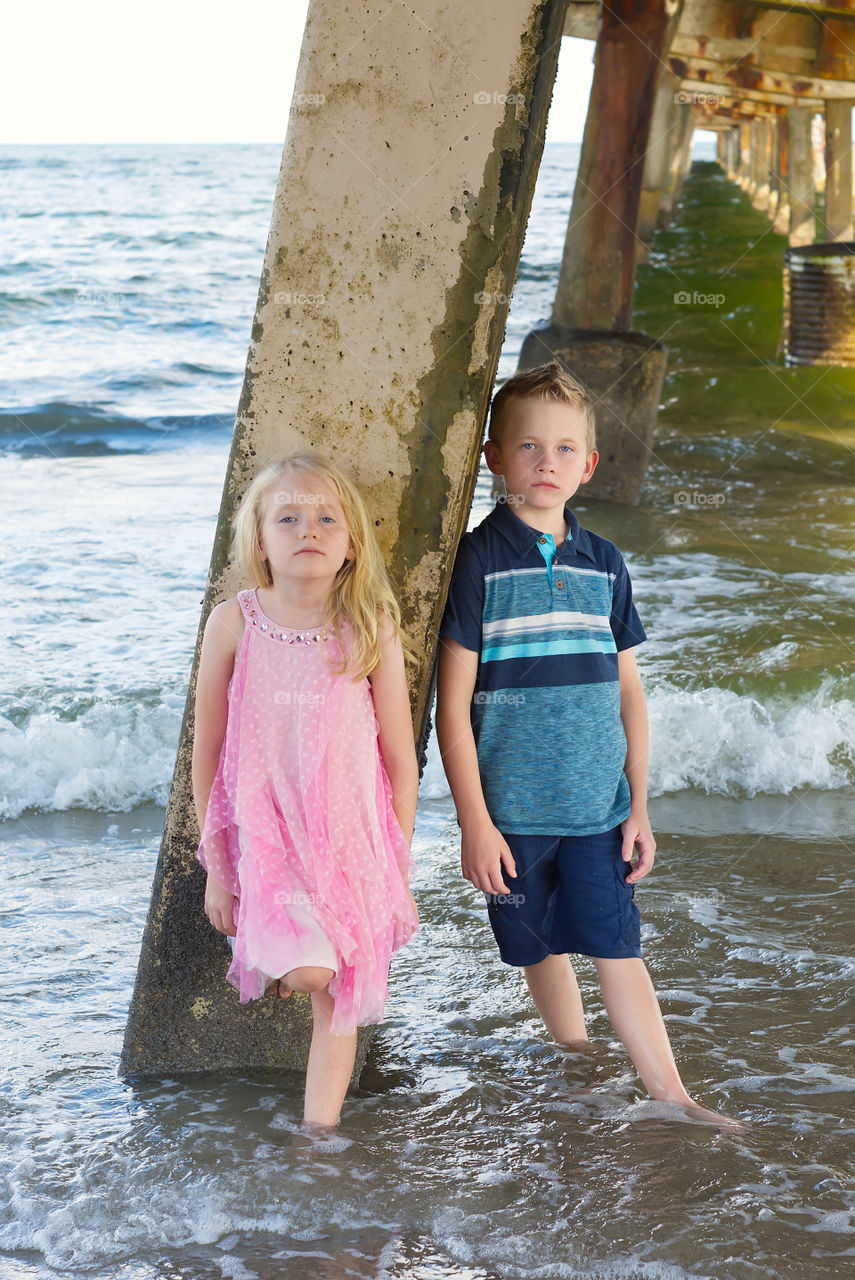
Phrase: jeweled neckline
[{"left": 245, "top": 588, "right": 333, "bottom": 644}]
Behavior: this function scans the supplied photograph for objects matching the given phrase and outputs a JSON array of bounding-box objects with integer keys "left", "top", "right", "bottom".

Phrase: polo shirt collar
[{"left": 487, "top": 496, "right": 598, "bottom": 564}]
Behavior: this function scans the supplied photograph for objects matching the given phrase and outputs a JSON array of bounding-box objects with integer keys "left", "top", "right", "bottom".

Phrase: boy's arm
[
  {"left": 435, "top": 637, "right": 517, "bottom": 894},
  {"left": 617, "top": 646, "right": 656, "bottom": 882}
]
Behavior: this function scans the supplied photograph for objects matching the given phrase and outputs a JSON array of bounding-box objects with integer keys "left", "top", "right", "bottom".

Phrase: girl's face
[{"left": 257, "top": 470, "right": 355, "bottom": 586}]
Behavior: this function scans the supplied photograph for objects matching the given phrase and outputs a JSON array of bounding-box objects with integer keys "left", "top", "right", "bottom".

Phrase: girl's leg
[
  {"left": 523, "top": 953, "right": 589, "bottom": 1045},
  {"left": 303, "top": 986, "right": 358, "bottom": 1126},
  {"left": 284, "top": 967, "right": 356, "bottom": 1126},
  {"left": 594, "top": 956, "right": 741, "bottom": 1126}
]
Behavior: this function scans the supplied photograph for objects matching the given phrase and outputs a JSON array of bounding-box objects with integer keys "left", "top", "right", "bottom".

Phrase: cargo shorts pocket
[{"left": 614, "top": 855, "right": 642, "bottom": 948}]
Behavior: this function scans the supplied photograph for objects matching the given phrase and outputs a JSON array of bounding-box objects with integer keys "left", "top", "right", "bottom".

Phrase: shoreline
[{"left": 2, "top": 784, "right": 853, "bottom": 846}]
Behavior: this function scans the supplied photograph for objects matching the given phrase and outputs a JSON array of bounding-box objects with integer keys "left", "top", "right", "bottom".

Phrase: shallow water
[
  {"left": 2, "top": 795, "right": 854, "bottom": 1279},
  {"left": 1, "top": 148, "right": 854, "bottom": 1277}
]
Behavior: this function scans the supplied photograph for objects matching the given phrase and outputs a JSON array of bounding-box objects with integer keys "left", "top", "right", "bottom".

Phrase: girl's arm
[
  {"left": 368, "top": 612, "right": 419, "bottom": 858},
  {"left": 192, "top": 598, "right": 243, "bottom": 934}
]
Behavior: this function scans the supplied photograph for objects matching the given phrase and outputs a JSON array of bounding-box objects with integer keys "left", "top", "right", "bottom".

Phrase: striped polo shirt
[{"left": 439, "top": 498, "right": 647, "bottom": 836}]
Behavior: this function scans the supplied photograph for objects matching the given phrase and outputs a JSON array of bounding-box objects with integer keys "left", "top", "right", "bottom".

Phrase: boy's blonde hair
[
  {"left": 488, "top": 361, "right": 598, "bottom": 453},
  {"left": 230, "top": 450, "right": 417, "bottom": 681}
]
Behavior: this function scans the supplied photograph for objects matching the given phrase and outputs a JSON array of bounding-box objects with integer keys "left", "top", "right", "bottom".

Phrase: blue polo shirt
[{"left": 439, "top": 498, "right": 647, "bottom": 836}]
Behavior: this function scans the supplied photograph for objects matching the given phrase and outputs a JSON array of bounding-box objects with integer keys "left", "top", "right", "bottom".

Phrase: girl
[{"left": 192, "top": 450, "right": 420, "bottom": 1127}]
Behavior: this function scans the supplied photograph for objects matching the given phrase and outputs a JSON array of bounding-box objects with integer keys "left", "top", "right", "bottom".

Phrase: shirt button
[
  {"left": 556, "top": 580, "right": 564, "bottom": 588},
  {"left": 538, "top": 536, "right": 547, "bottom": 544}
]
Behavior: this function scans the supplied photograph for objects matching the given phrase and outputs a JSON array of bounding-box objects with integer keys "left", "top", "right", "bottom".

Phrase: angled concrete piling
[{"left": 121, "top": 0, "right": 571, "bottom": 1081}]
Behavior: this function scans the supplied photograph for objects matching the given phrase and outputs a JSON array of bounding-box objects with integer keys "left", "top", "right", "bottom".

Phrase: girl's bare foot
[{"left": 264, "top": 977, "right": 293, "bottom": 998}]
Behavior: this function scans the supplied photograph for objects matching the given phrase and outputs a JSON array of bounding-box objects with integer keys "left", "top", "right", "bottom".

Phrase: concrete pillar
[
  {"left": 667, "top": 105, "right": 695, "bottom": 217},
  {"left": 774, "top": 114, "right": 790, "bottom": 235},
  {"left": 824, "top": 99, "right": 854, "bottom": 241},
  {"left": 552, "top": 0, "right": 669, "bottom": 332},
  {"left": 726, "top": 128, "right": 739, "bottom": 181},
  {"left": 766, "top": 119, "right": 780, "bottom": 222},
  {"left": 738, "top": 121, "right": 752, "bottom": 191},
  {"left": 120, "top": 0, "right": 571, "bottom": 1080},
  {"left": 637, "top": 72, "right": 681, "bottom": 254},
  {"left": 788, "top": 106, "right": 816, "bottom": 246},
  {"left": 752, "top": 118, "right": 772, "bottom": 211}
]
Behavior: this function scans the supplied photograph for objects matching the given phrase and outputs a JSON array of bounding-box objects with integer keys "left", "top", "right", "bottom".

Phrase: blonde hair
[
  {"left": 230, "top": 450, "right": 418, "bottom": 681},
  {"left": 488, "top": 361, "right": 598, "bottom": 453}
]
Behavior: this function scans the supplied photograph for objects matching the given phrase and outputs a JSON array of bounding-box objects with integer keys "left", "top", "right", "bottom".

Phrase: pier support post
[
  {"left": 529, "top": 0, "right": 669, "bottom": 505},
  {"left": 121, "top": 0, "right": 571, "bottom": 1080},
  {"left": 774, "top": 114, "right": 790, "bottom": 235},
  {"left": 637, "top": 72, "right": 681, "bottom": 256},
  {"left": 824, "top": 99, "right": 854, "bottom": 241},
  {"left": 788, "top": 106, "right": 816, "bottom": 246},
  {"left": 752, "top": 118, "right": 772, "bottom": 212}
]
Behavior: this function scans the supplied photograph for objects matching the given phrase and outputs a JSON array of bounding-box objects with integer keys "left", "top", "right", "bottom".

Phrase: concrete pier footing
[{"left": 517, "top": 326, "right": 668, "bottom": 506}]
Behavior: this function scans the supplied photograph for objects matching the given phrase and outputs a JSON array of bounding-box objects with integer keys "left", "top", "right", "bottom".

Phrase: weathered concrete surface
[
  {"left": 824, "top": 99, "right": 854, "bottom": 241},
  {"left": 121, "top": 0, "right": 571, "bottom": 1081},
  {"left": 517, "top": 327, "right": 668, "bottom": 505},
  {"left": 787, "top": 106, "right": 817, "bottom": 247}
]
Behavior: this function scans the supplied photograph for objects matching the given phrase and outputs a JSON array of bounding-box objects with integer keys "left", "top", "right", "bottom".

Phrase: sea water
[{"left": 0, "top": 145, "right": 853, "bottom": 1279}]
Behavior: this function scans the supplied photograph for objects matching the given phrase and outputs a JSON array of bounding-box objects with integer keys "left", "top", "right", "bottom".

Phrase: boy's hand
[
  {"left": 204, "top": 875, "right": 238, "bottom": 937},
  {"left": 461, "top": 818, "right": 517, "bottom": 894},
  {"left": 621, "top": 809, "right": 656, "bottom": 883}
]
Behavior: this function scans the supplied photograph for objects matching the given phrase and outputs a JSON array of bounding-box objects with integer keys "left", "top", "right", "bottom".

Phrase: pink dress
[{"left": 197, "top": 588, "right": 419, "bottom": 1036}]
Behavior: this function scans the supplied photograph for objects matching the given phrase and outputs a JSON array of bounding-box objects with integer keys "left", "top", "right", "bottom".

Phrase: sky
[{"left": 2, "top": 0, "right": 714, "bottom": 147}]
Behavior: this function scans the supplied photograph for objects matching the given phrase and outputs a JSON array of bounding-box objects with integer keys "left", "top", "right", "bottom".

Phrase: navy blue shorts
[{"left": 485, "top": 824, "right": 642, "bottom": 965}]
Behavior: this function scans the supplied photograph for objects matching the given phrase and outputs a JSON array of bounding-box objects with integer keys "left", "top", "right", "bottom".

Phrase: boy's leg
[
  {"left": 594, "top": 956, "right": 741, "bottom": 1125},
  {"left": 523, "top": 953, "right": 589, "bottom": 1045},
  {"left": 593, "top": 956, "right": 689, "bottom": 1101}
]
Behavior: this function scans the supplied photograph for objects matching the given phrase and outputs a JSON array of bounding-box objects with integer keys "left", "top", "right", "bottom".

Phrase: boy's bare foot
[{"left": 674, "top": 1098, "right": 747, "bottom": 1130}]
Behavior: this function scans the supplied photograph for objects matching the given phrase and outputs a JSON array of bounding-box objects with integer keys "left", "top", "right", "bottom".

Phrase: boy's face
[{"left": 483, "top": 397, "right": 598, "bottom": 526}]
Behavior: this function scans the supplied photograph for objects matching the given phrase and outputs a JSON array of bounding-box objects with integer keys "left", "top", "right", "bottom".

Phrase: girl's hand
[{"left": 204, "top": 875, "right": 238, "bottom": 936}]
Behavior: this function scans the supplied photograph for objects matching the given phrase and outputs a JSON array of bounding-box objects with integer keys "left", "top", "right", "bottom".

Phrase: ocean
[{"left": 1, "top": 142, "right": 853, "bottom": 1279}]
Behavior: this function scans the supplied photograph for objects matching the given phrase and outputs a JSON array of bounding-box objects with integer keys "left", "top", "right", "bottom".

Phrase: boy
[{"left": 436, "top": 362, "right": 737, "bottom": 1126}]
